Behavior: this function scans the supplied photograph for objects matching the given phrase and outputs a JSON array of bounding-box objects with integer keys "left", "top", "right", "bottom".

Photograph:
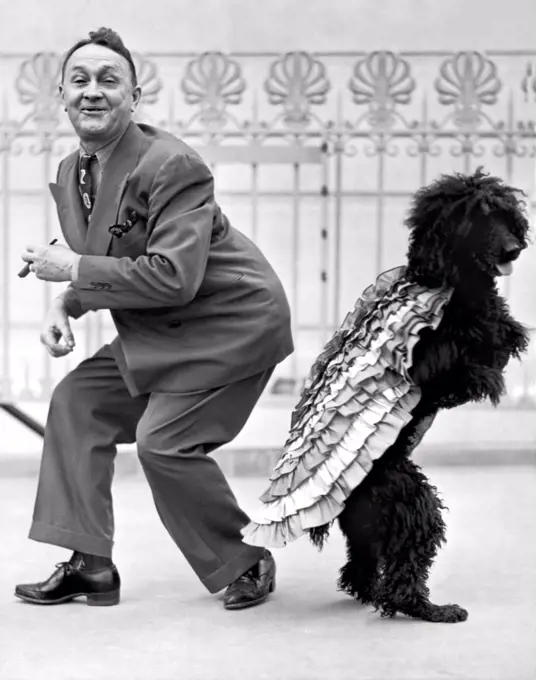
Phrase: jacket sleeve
[
  {"left": 61, "top": 283, "right": 86, "bottom": 319},
  {"left": 54, "top": 160, "right": 87, "bottom": 320},
  {"left": 72, "top": 152, "right": 215, "bottom": 311}
]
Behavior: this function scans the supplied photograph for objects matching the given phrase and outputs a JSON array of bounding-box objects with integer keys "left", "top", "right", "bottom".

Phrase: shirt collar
[{"left": 78, "top": 125, "right": 129, "bottom": 168}]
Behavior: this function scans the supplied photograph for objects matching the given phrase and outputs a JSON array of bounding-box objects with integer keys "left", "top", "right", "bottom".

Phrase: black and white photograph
[{"left": 0, "top": 1, "right": 535, "bottom": 678}]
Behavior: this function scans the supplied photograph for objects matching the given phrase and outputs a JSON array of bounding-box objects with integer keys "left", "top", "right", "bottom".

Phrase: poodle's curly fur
[{"left": 318, "top": 167, "right": 531, "bottom": 623}]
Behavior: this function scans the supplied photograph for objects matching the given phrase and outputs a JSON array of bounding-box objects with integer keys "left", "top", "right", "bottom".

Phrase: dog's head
[{"left": 405, "top": 167, "right": 530, "bottom": 288}]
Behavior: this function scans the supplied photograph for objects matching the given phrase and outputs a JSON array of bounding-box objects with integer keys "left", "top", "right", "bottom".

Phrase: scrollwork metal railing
[{"left": 0, "top": 48, "right": 535, "bottom": 405}]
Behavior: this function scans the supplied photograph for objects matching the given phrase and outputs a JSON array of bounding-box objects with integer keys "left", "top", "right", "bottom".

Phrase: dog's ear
[
  {"left": 406, "top": 228, "right": 454, "bottom": 288},
  {"left": 404, "top": 183, "right": 460, "bottom": 288}
]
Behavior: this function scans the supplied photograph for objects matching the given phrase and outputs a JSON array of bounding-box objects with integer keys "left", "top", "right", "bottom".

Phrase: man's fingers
[
  {"left": 40, "top": 325, "right": 74, "bottom": 357},
  {"left": 48, "top": 344, "right": 71, "bottom": 358},
  {"left": 57, "top": 320, "right": 75, "bottom": 349},
  {"left": 40, "top": 333, "right": 71, "bottom": 357},
  {"left": 22, "top": 244, "right": 47, "bottom": 264},
  {"left": 40, "top": 326, "right": 59, "bottom": 345}
]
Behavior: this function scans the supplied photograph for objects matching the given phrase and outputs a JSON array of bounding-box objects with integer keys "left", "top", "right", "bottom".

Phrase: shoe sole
[
  {"left": 224, "top": 578, "right": 275, "bottom": 610},
  {"left": 14, "top": 590, "right": 120, "bottom": 607}
]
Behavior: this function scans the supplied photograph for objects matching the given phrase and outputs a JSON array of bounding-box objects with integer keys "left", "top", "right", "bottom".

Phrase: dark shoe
[
  {"left": 15, "top": 555, "right": 120, "bottom": 606},
  {"left": 224, "top": 549, "right": 276, "bottom": 610}
]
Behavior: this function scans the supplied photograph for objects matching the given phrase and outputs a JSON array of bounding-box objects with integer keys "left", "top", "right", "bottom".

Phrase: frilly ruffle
[{"left": 241, "top": 266, "right": 452, "bottom": 548}]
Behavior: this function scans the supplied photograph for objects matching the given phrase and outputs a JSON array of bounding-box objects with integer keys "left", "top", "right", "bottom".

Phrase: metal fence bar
[
  {"left": 41, "top": 148, "right": 54, "bottom": 397},
  {"left": 250, "top": 162, "right": 259, "bottom": 244},
  {"left": 376, "top": 146, "right": 385, "bottom": 276},
  {"left": 291, "top": 162, "right": 300, "bottom": 381},
  {"left": 319, "top": 141, "right": 330, "bottom": 345},
  {"left": 1, "top": 97, "right": 11, "bottom": 399}
]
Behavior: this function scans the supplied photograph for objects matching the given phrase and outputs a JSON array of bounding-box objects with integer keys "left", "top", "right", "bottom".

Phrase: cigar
[{"left": 18, "top": 239, "right": 58, "bottom": 278}]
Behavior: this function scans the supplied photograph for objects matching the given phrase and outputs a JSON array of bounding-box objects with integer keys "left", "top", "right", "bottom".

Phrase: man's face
[{"left": 60, "top": 43, "right": 141, "bottom": 144}]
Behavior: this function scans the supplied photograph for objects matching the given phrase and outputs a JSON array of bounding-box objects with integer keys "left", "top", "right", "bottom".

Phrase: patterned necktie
[{"left": 79, "top": 153, "right": 97, "bottom": 222}]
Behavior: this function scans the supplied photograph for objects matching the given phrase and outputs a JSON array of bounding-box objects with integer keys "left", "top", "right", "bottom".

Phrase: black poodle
[
  {"left": 334, "top": 168, "right": 530, "bottom": 623},
  {"left": 242, "top": 167, "right": 530, "bottom": 623}
]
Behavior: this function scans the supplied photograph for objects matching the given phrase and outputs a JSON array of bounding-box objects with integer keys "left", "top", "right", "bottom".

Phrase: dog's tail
[{"left": 309, "top": 523, "right": 333, "bottom": 550}]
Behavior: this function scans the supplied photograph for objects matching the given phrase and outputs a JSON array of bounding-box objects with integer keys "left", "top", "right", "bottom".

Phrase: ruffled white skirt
[{"left": 241, "top": 266, "right": 452, "bottom": 548}]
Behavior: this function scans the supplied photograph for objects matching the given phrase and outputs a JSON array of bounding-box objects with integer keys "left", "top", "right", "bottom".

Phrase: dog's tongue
[{"left": 497, "top": 261, "right": 513, "bottom": 276}]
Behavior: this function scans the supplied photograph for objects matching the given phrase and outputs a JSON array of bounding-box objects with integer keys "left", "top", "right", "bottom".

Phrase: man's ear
[
  {"left": 131, "top": 86, "right": 142, "bottom": 113},
  {"left": 59, "top": 84, "right": 66, "bottom": 111}
]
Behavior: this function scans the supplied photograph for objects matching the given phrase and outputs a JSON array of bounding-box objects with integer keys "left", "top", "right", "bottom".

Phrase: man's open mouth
[{"left": 80, "top": 108, "right": 106, "bottom": 114}]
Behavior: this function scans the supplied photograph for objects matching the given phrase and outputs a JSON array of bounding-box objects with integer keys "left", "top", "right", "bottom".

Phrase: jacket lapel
[
  {"left": 84, "top": 122, "right": 147, "bottom": 256},
  {"left": 48, "top": 153, "right": 87, "bottom": 254}
]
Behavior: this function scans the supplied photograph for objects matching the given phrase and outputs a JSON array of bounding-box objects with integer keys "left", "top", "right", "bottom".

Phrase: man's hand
[
  {"left": 40, "top": 297, "right": 76, "bottom": 358},
  {"left": 21, "top": 243, "right": 81, "bottom": 282}
]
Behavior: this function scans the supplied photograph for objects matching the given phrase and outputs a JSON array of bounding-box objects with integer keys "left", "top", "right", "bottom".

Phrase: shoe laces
[
  {"left": 231, "top": 567, "right": 259, "bottom": 593},
  {"left": 237, "top": 567, "right": 256, "bottom": 583}
]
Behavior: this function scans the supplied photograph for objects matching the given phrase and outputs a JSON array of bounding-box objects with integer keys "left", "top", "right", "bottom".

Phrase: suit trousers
[{"left": 29, "top": 344, "right": 272, "bottom": 593}]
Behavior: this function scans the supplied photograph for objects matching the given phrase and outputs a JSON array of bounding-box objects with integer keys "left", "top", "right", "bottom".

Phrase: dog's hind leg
[
  {"left": 372, "top": 458, "right": 468, "bottom": 623},
  {"left": 337, "top": 489, "right": 382, "bottom": 604},
  {"left": 338, "top": 545, "right": 378, "bottom": 605}
]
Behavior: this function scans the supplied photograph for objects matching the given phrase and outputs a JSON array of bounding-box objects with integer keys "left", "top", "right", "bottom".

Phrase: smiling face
[{"left": 60, "top": 43, "right": 141, "bottom": 148}]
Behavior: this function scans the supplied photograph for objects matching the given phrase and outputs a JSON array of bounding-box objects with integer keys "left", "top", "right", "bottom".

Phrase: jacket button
[{"left": 168, "top": 320, "right": 182, "bottom": 328}]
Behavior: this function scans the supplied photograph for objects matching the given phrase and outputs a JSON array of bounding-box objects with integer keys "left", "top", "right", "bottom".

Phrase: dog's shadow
[{"left": 306, "top": 597, "right": 431, "bottom": 626}]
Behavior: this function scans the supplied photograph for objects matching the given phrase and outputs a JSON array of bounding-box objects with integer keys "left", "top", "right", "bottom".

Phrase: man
[{"left": 16, "top": 27, "right": 293, "bottom": 610}]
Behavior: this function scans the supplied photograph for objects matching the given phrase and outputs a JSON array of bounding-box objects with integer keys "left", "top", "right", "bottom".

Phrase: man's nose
[{"left": 82, "top": 81, "right": 103, "bottom": 98}]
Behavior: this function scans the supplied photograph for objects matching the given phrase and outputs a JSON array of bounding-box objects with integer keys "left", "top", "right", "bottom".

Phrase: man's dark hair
[{"left": 61, "top": 27, "right": 138, "bottom": 87}]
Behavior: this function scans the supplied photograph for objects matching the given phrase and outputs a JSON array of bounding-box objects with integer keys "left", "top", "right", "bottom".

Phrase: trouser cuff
[
  {"left": 201, "top": 545, "right": 265, "bottom": 594},
  {"left": 29, "top": 520, "right": 113, "bottom": 558}
]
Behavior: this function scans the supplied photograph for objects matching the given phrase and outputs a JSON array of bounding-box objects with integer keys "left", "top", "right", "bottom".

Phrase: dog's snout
[
  {"left": 504, "top": 240, "right": 520, "bottom": 254},
  {"left": 503, "top": 240, "right": 522, "bottom": 261},
  {"left": 500, "top": 232, "right": 523, "bottom": 261}
]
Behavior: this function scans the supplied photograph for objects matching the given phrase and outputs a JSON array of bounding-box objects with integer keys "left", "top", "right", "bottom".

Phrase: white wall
[{"left": 0, "top": 0, "right": 535, "bottom": 54}]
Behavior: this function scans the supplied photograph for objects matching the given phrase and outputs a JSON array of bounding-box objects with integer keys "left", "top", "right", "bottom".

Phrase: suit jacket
[{"left": 49, "top": 122, "right": 294, "bottom": 395}]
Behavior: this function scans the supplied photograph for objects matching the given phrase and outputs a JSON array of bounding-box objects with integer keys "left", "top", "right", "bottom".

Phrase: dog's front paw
[
  {"left": 429, "top": 603, "right": 468, "bottom": 623},
  {"left": 412, "top": 602, "right": 468, "bottom": 623},
  {"left": 392, "top": 598, "right": 469, "bottom": 623}
]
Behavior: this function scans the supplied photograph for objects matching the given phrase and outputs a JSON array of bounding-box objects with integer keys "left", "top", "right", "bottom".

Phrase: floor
[{"left": 1, "top": 467, "right": 535, "bottom": 680}]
